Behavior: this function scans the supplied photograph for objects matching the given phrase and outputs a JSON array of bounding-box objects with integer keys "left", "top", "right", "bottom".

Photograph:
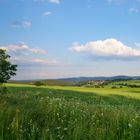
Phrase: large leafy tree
[{"left": 0, "top": 49, "right": 17, "bottom": 84}]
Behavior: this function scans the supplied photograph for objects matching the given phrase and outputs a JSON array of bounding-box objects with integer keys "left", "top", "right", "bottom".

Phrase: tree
[{"left": 0, "top": 49, "right": 17, "bottom": 85}]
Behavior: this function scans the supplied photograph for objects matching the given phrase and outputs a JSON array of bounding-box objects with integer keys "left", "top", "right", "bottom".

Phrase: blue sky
[{"left": 0, "top": 0, "right": 140, "bottom": 79}]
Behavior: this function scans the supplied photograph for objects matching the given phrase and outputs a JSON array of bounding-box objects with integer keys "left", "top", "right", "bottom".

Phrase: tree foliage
[{"left": 0, "top": 49, "right": 17, "bottom": 84}]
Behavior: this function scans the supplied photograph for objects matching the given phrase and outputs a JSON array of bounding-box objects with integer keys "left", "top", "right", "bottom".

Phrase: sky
[{"left": 0, "top": 0, "right": 140, "bottom": 80}]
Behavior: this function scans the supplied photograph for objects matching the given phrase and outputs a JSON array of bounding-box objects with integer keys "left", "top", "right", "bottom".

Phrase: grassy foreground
[{"left": 0, "top": 84, "right": 140, "bottom": 140}]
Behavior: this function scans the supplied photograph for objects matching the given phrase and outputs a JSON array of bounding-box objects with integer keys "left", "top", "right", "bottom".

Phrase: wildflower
[
  {"left": 56, "top": 127, "right": 61, "bottom": 130},
  {"left": 135, "top": 113, "right": 139, "bottom": 119},
  {"left": 46, "top": 129, "right": 50, "bottom": 132},
  {"left": 60, "top": 135, "right": 64, "bottom": 139},
  {"left": 128, "top": 123, "right": 132, "bottom": 128},
  {"left": 63, "top": 128, "right": 68, "bottom": 131}
]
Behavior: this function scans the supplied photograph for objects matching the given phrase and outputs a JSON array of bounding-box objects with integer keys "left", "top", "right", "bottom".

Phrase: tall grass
[{"left": 0, "top": 86, "right": 140, "bottom": 140}]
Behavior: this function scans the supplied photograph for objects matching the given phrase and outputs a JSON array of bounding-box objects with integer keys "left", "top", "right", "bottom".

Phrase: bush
[
  {"left": 112, "top": 86, "right": 117, "bottom": 89},
  {"left": 34, "top": 81, "right": 44, "bottom": 86}
]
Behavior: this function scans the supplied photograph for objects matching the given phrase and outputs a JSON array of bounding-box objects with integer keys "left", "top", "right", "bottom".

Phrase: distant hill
[
  {"left": 58, "top": 76, "right": 140, "bottom": 82},
  {"left": 32, "top": 79, "right": 73, "bottom": 86},
  {"left": 9, "top": 79, "right": 74, "bottom": 86},
  {"left": 9, "top": 76, "right": 140, "bottom": 86}
]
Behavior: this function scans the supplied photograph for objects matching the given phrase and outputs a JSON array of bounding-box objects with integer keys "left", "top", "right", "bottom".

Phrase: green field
[{"left": 0, "top": 83, "right": 140, "bottom": 140}]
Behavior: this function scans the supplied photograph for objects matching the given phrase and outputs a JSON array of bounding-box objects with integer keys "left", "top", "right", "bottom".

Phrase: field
[{"left": 0, "top": 82, "right": 140, "bottom": 140}]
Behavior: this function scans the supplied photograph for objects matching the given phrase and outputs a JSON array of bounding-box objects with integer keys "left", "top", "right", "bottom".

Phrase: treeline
[{"left": 116, "top": 83, "right": 140, "bottom": 88}]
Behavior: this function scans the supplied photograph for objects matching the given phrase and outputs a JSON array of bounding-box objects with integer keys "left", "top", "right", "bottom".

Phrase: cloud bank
[
  {"left": 70, "top": 38, "right": 140, "bottom": 60},
  {"left": 0, "top": 43, "right": 57, "bottom": 66},
  {"left": 0, "top": 43, "right": 47, "bottom": 55}
]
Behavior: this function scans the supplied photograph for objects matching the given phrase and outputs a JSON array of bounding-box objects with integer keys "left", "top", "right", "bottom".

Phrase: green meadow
[{"left": 0, "top": 83, "right": 140, "bottom": 140}]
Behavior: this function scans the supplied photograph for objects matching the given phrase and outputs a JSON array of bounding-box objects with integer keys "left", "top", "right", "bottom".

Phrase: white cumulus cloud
[{"left": 70, "top": 38, "right": 140, "bottom": 59}]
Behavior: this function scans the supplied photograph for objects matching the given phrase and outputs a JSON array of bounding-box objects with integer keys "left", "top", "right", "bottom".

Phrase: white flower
[{"left": 128, "top": 123, "right": 132, "bottom": 128}]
